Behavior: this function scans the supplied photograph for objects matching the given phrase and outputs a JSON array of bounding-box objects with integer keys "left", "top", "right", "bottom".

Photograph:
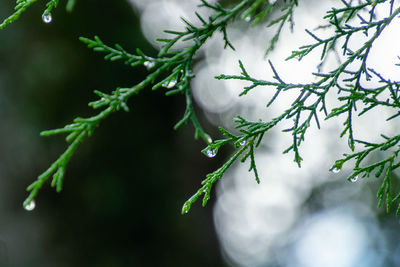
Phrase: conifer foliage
[{"left": 2, "top": 0, "right": 400, "bottom": 215}]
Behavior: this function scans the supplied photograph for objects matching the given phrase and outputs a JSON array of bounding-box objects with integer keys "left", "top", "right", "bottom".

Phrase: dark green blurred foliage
[{"left": 0, "top": 0, "right": 224, "bottom": 265}]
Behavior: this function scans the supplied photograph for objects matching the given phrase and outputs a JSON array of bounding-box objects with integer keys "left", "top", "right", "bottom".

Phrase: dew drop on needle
[
  {"left": 330, "top": 167, "right": 340, "bottom": 174},
  {"left": 42, "top": 13, "right": 52, "bottom": 24},
  {"left": 206, "top": 149, "right": 216, "bottom": 158},
  {"left": 24, "top": 200, "right": 36, "bottom": 211},
  {"left": 143, "top": 61, "right": 155, "bottom": 70},
  {"left": 350, "top": 176, "right": 358, "bottom": 182},
  {"left": 162, "top": 80, "right": 177, "bottom": 89}
]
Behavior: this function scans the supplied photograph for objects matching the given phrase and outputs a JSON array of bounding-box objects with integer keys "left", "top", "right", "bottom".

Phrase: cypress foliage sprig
[
  {"left": 0, "top": 0, "right": 38, "bottom": 29},
  {"left": 182, "top": 118, "right": 266, "bottom": 214},
  {"left": 206, "top": 0, "right": 400, "bottom": 214},
  {"left": 265, "top": 0, "right": 297, "bottom": 54},
  {"left": 0, "top": 0, "right": 60, "bottom": 28},
  {"left": 1, "top": 0, "right": 298, "bottom": 212},
  {"left": 21, "top": 0, "right": 264, "bottom": 209},
  {"left": 238, "top": 0, "right": 299, "bottom": 53},
  {"left": 331, "top": 134, "right": 400, "bottom": 214},
  {"left": 3, "top": 0, "right": 400, "bottom": 216},
  {"left": 217, "top": 1, "right": 400, "bottom": 156}
]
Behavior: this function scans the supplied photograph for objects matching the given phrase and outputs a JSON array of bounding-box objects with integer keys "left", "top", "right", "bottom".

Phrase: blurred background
[{"left": 1, "top": 0, "right": 400, "bottom": 266}]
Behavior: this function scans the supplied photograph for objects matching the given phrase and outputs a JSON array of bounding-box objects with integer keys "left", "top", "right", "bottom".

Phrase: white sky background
[{"left": 130, "top": 0, "right": 400, "bottom": 266}]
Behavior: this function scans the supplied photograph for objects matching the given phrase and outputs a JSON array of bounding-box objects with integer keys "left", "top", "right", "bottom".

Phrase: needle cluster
[{"left": 3, "top": 0, "right": 400, "bottom": 216}]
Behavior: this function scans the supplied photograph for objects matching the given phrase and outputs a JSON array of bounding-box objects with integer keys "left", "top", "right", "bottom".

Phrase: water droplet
[
  {"left": 203, "top": 189, "right": 207, "bottom": 193},
  {"left": 206, "top": 148, "right": 216, "bottom": 158},
  {"left": 24, "top": 200, "right": 35, "bottom": 211},
  {"left": 185, "top": 210, "right": 188, "bottom": 214},
  {"left": 143, "top": 61, "right": 155, "bottom": 70},
  {"left": 162, "top": 79, "right": 177, "bottom": 89},
  {"left": 330, "top": 167, "right": 340, "bottom": 174},
  {"left": 350, "top": 175, "right": 358, "bottom": 182},
  {"left": 42, "top": 12, "right": 52, "bottom": 24},
  {"left": 244, "top": 16, "right": 251, "bottom": 22},
  {"left": 239, "top": 140, "right": 247, "bottom": 146}
]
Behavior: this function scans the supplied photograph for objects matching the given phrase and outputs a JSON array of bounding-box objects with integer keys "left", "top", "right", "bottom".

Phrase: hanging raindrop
[
  {"left": 162, "top": 79, "right": 177, "bottom": 89},
  {"left": 143, "top": 61, "right": 155, "bottom": 70},
  {"left": 24, "top": 200, "right": 36, "bottom": 211},
  {"left": 42, "top": 12, "right": 52, "bottom": 24},
  {"left": 330, "top": 166, "right": 340, "bottom": 174},
  {"left": 244, "top": 16, "right": 251, "bottom": 22},
  {"left": 206, "top": 148, "right": 216, "bottom": 158},
  {"left": 239, "top": 140, "right": 247, "bottom": 146},
  {"left": 350, "top": 175, "right": 358, "bottom": 182}
]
